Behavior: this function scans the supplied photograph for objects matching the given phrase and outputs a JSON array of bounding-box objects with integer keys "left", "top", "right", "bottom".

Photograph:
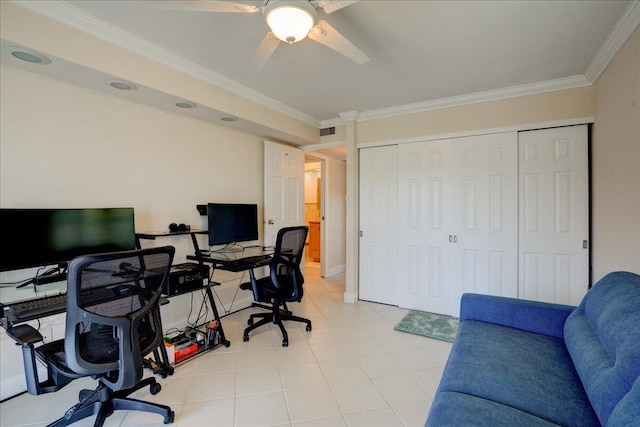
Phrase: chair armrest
[
  {"left": 460, "top": 293, "right": 576, "bottom": 339},
  {"left": 6, "top": 324, "right": 44, "bottom": 345}
]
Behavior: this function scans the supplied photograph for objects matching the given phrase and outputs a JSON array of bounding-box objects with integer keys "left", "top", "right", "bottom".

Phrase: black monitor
[
  {"left": 207, "top": 203, "right": 259, "bottom": 246},
  {"left": 0, "top": 207, "right": 136, "bottom": 272}
]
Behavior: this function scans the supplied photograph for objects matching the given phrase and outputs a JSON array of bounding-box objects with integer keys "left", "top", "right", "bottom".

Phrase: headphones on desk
[{"left": 169, "top": 223, "right": 190, "bottom": 232}]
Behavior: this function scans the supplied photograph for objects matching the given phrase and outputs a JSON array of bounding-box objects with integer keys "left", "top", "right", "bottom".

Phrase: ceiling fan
[{"left": 156, "top": 0, "right": 370, "bottom": 71}]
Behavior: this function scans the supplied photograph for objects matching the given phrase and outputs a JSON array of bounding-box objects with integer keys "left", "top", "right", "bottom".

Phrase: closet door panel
[
  {"left": 452, "top": 133, "right": 518, "bottom": 305},
  {"left": 359, "top": 146, "right": 400, "bottom": 305},
  {"left": 518, "top": 125, "right": 589, "bottom": 306},
  {"left": 398, "top": 140, "right": 454, "bottom": 314}
]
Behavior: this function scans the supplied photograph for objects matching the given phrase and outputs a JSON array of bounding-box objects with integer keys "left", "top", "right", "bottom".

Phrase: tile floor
[{"left": 0, "top": 267, "right": 452, "bottom": 427}]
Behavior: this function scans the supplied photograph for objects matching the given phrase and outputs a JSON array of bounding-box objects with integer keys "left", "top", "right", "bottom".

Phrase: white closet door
[
  {"left": 452, "top": 133, "right": 518, "bottom": 304},
  {"left": 397, "top": 133, "right": 517, "bottom": 316},
  {"left": 519, "top": 125, "right": 589, "bottom": 306},
  {"left": 359, "top": 145, "right": 399, "bottom": 304},
  {"left": 397, "top": 139, "right": 455, "bottom": 314}
]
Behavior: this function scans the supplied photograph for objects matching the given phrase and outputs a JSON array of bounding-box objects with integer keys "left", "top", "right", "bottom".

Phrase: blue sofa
[{"left": 426, "top": 271, "right": 640, "bottom": 427}]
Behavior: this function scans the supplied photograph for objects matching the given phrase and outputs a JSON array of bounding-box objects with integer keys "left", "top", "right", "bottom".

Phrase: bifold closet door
[
  {"left": 397, "top": 132, "right": 517, "bottom": 316},
  {"left": 519, "top": 125, "right": 589, "bottom": 306},
  {"left": 359, "top": 145, "right": 399, "bottom": 305}
]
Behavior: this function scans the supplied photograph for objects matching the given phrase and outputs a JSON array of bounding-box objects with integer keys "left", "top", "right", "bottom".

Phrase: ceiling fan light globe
[{"left": 265, "top": 2, "right": 317, "bottom": 44}]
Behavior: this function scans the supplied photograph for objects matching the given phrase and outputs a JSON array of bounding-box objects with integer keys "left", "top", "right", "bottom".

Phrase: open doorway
[{"left": 304, "top": 156, "right": 323, "bottom": 272}]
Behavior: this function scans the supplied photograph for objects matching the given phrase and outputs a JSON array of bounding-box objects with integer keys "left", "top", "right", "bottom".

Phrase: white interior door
[
  {"left": 359, "top": 145, "right": 399, "bottom": 304},
  {"left": 452, "top": 133, "right": 518, "bottom": 304},
  {"left": 264, "top": 141, "right": 304, "bottom": 246},
  {"left": 519, "top": 125, "right": 589, "bottom": 306},
  {"left": 397, "top": 139, "right": 455, "bottom": 314},
  {"left": 397, "top": 132, "right": 517, "bottom": 316}
]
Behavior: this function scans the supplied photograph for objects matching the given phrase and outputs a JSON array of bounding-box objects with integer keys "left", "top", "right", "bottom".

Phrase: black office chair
[
  {"left": 6, "top": 246, "right": 176, "bottom": 427},
  {"left": 242, "top": 226, "right": 311, "bottom": 347}
]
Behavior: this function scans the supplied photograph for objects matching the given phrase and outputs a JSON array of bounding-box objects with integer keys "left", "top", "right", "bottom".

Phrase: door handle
[
  {"left": 449, "top": 235, "right": 452, "bottom": 243},
  {"left": 267, "top": 219, "right": 274, "bottom": 225},
  {"left": 454, "top": 235, "right": 457, "bottom": 243}
]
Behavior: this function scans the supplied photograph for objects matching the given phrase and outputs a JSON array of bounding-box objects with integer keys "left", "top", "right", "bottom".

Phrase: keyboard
[
  {"left": 9, "top": 287, "right": 117, "bottom": 320},
  {"left": 240, "top": 255, "right": 272, "bottom": 265},
  {"left": 10, "top": 294, "right": 67, "bottom": 319}
]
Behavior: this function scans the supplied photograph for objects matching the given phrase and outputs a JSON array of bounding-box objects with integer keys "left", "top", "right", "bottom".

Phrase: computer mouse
[{"left": 114, "top": 284, "right": 135, "bottom": 295}]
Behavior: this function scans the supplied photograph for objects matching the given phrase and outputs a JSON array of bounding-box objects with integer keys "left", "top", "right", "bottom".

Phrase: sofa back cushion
[{"left": 564, "top": 271, "right": 640, "bottom": 426}]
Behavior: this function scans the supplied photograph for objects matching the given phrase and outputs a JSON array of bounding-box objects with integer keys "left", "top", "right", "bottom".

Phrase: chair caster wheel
[
  {"left": 306, "top": 324, "right": 312, "bottom": 332},
  {"left": 247, "top": 319, "right": 253, "bottom": 326},
  {"left": 282, "top": 340, "right": 288, "bottom": 347},
  {"left": 243, "top": 335, "right": 249, "bottom": 342},
  {"left": 164, "top": 411, "right": 175, "bottom": 424},
  {"left": 150, "top": 383, "right": 162, "bottom": 395},
  {"left": 225, "top": 340, "right": 231, "bottom": 347}
]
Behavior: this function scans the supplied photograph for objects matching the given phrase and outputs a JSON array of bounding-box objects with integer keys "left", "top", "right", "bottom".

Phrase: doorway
[{"left": 304, "top": 156, "right": 323, "bottom": 272}]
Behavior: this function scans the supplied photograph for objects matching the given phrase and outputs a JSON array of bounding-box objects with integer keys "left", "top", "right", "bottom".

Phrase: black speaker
[{"left": 169, "top": 223, "right": 190, "bottom": 232}]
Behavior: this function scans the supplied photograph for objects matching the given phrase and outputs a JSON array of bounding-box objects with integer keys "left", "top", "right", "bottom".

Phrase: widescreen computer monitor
[
  {"left": 0, "top": 207, "right": 136, "bottom": 272},
  {"left": 207, "top": 203, "right": 259, "bottom": 246}
]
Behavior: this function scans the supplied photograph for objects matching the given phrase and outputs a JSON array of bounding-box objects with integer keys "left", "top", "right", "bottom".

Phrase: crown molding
[
  {"left": 585, "top": 0, "right": 640, "bottom": 82},
  {"left": 15, "top": 0, "right": 321, "bottom": 128},
  {"left": 356, "top": 75, "right": 591, "bottom": 122},
  {"left": 358, "top": 117, "right": 594, "bottom": 149},
  {"left": 338, "top": 110, "right": 360, "bottom": 122},
  {"left": 321, "top": 74, "right": 592, "bottom": 128}
]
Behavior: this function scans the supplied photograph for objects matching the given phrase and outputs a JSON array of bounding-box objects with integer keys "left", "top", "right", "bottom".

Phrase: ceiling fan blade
[
  {"left": 155, "top": 1, "right": 260, "bottom": 13},
  {"left": 313, "top": 0, "right": 359, "bottom": 14},
  {"left": 250, "top": 32, "right": 281, "bottom": 71},
  {"left": 308, "top": 20, "right": 370, "bottom": 65}
]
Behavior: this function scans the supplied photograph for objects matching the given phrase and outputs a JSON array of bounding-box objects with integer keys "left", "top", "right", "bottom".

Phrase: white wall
[
  {"left": 0, "top": 64, "right": 266, "bottom": 325},
  {"left": 325, "top": 158, "right": 347, "bottom": 276}
]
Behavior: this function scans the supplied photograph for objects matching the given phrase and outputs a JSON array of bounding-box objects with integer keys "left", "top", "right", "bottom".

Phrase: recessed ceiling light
[
  {"left": 176, "top": 101, "right": 196, "bottom": 109},
  {"left": 221, "top": 116, "right": 238, "bottom": 122},
  {"left": 106, "top": 79, "right": 137, "bottom": 91},
  {"left": 4, "top": 46, "right": 51, "bottom": 64}
]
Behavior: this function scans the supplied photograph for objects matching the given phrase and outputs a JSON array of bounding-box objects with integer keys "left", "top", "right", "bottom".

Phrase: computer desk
[
  {"left": 186, "top": 246, "right": 276, "bottom": 315},
  {"left": 0, "top": 285, "right": 175, "bottom": 377},
  {"left": 187, "top": 246, "right": 274, "bottom": 271}
]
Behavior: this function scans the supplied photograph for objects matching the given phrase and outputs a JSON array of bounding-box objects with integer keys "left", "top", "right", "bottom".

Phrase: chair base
[
  {"left": 47, "top": 377, "right": 173, "bottom": 427},
  {"left": 243, "top": 309, "right": 311, "bottom": 347}
]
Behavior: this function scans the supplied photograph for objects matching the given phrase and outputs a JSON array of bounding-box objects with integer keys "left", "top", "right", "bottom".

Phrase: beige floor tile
[{"left": 0, "top": 268, "right": 450, "bottom": 427}]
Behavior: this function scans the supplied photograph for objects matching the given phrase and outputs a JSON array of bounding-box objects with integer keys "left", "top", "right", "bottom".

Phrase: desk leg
[{"left": 206, "top": 286, "right": 230, "bottom": 347}]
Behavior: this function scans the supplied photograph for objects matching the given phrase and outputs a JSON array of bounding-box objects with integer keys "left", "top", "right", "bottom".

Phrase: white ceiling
[
  {"left": 2, "top": 0, "right": 638, "bottom": 159},
  {"left": 37, "top": 0, "right": 634, "bottom": 125}
]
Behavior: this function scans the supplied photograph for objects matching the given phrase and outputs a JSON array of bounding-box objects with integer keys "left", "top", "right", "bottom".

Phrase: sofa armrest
[{"left": 460, "top": 293, "right": 576, "bottom": 339}]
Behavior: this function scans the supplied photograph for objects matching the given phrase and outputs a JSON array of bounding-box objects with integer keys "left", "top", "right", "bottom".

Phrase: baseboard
[
  {"left": 326, "top": 264, "right": 346, "bottom": 277},
  {"left": 343, "top": 292, "right": 357, "bottom": 304}
]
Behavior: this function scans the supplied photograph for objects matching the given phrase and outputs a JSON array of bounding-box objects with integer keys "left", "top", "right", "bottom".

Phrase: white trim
[
  {"left": 357, "top": 117, "right": 595, "bottom": 149},
  {"left": 338, "top": 111, "right": 360, "bottom": 122},
  {"left": 343, "top": 291, "right": 357, "bottom": 304},
  {"left": 17, "top": 0, "right": 321, "bottom": 128},
  {"left": 356, "top": 75, "right": 591, "bottom": 122},
  {"left": 585, "top": 1, "right": 640, "bottom": 82},
  {"left": 326, "top": 264, "right": 346, "bottom": 277},
  {"left": 321, "top": 75, "right": 592, "bottom": 128}
]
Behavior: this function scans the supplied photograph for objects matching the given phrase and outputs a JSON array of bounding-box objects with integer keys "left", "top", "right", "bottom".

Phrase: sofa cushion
[
  {"left": 607, "top": 376, "right": 640, "bottom": 427},
  {"left": 435, "top": 320, "right": 600, "bottom": 427},
  {"left": 427, "top": 391, "right": 561, "bottom": 427},
  {"left": 564, "top": 271, "right": 640, "bottom": 426}
]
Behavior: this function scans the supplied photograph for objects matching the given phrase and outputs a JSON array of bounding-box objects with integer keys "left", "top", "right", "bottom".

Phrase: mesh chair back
[
  {"left": 63, "top": 246, "right": 174, "bottom": 391},
  {"left": 271, "top": 226, "right": 309, "bottom": 301}
]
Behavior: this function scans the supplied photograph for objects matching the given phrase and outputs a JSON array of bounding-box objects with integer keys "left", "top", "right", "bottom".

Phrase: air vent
[{"left": 320, "top": 127, "right": 336, "bottom": 136}]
